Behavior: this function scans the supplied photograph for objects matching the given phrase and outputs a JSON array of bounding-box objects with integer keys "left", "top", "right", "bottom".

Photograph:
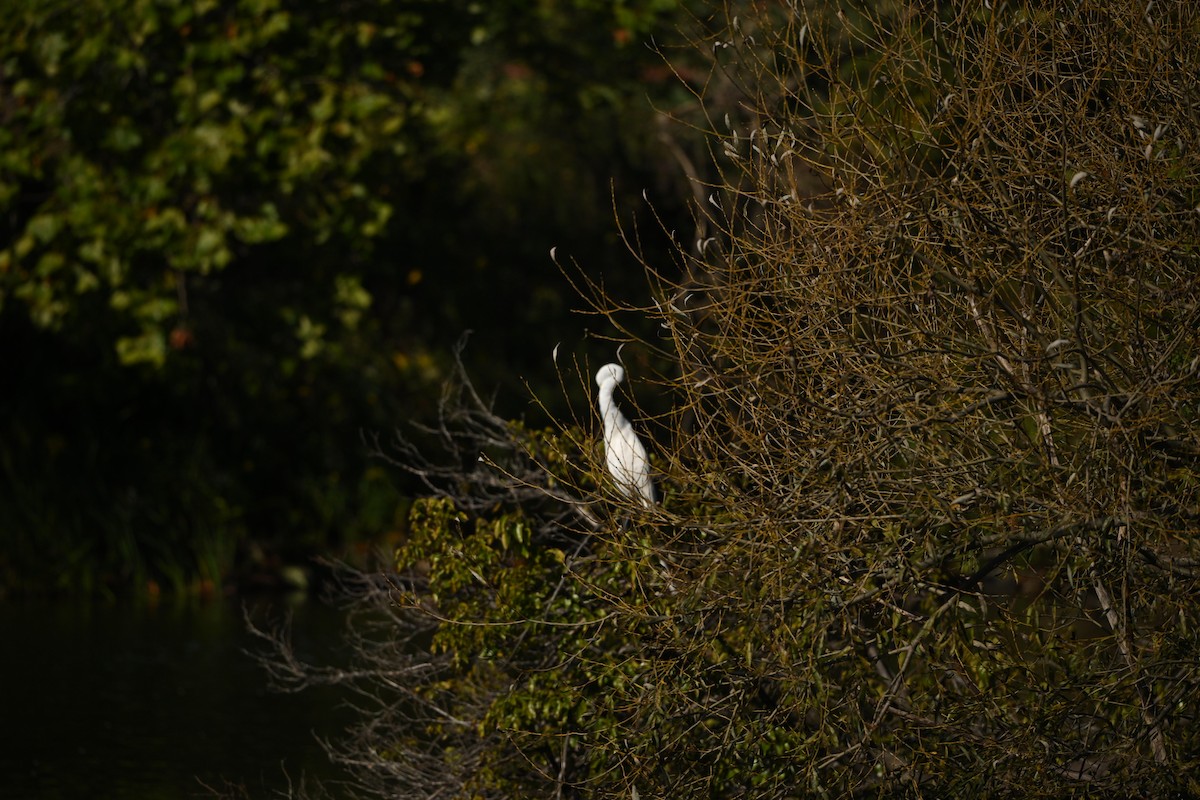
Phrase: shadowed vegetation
[
  {"left": 0, "top": 0, "right": 704, "bottom": 595},
  {"left": 253, "top": 1, "right": 1200, "bottom": 796}
]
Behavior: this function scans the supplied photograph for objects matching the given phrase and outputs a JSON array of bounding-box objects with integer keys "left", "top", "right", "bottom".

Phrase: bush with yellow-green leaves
[{"left": 255, "top": 2, "right": 1200, "bottom": 796}]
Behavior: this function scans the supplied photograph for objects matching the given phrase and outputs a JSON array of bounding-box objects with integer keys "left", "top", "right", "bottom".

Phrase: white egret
[{"left": 595, "top": 363, "right": 655, "bottom": 507}]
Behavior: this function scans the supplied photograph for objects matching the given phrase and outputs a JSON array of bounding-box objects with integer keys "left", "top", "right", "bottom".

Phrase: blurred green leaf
[{"left": 116, "top": 328, "right": 167, "bottom": 367}]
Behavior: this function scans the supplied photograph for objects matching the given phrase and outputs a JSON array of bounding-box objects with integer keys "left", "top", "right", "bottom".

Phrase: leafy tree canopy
[{"left": 0, "top": 0, "right": 701, "bottom": 594}]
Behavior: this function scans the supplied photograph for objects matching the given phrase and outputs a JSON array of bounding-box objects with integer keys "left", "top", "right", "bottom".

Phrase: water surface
[{"left": 1, "top": 594, "right": 356, "bottom": 799}]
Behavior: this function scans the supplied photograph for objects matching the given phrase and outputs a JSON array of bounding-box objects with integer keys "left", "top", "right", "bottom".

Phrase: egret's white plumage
[{"left": 595, "top": 363, "right": 655, "bottom": 507}]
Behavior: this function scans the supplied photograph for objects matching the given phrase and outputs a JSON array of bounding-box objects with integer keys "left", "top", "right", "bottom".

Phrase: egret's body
[{"left": 595, "top": 363, "right": 655, "bottom": 507}]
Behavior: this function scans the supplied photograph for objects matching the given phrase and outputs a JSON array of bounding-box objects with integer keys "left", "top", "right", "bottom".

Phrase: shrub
[{"left": 255, "top": 1, "right": 1200, "bottom": 796}]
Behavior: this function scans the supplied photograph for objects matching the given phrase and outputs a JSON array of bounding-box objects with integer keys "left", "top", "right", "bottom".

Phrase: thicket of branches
[{"left": 253, "top": 1, "right": 1200, "bottom": 796}]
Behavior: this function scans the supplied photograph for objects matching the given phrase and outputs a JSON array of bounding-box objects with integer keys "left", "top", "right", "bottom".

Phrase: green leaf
[
  {"left": 27, "top": 214, "right": 62, "bottom": 243},
  {"left": 116, "top": 328, "right": 167, "bottom": 367},
  {"left": 232, "top": 203, "right": 288, "bottom": 243}
]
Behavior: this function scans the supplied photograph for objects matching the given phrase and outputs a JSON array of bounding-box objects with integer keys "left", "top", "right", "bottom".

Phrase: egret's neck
[{"left": 597, "top": 379, "right": 620, "bottom": 433}]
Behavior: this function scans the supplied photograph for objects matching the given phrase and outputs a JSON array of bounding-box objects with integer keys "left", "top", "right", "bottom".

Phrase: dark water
[{"left": 0, "top": 594, "right": 357, "bottom": 799}]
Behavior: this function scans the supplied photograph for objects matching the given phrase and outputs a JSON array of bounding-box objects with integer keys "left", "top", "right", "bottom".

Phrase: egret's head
[{"left": 595, "top": 363, "right": 625, "bottom": 388}]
